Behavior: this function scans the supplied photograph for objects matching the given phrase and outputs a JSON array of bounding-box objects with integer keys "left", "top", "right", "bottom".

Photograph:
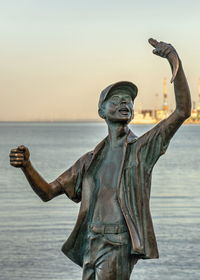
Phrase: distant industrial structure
[
  {"left": 133, "top": 78, "right": 200, "bottom": 124},
  {"left": 190, "top": 78, "right": 200, "bottom": 123}
]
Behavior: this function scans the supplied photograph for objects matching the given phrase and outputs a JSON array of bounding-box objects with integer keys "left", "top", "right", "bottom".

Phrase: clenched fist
[{"left": 9, "top": 145, "right": 30, "bottom": 168}]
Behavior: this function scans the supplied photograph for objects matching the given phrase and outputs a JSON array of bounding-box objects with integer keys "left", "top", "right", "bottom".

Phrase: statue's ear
[
  {"left": 98, "top": 107, "right": 106, "bottom": 119},
  {"left": 131, "top": 110, "right": 134, "bottom": 120}
]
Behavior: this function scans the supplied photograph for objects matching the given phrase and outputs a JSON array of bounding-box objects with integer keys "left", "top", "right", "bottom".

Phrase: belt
[{"left": 89, "top": 224, "right": 127, "bottom": 234}]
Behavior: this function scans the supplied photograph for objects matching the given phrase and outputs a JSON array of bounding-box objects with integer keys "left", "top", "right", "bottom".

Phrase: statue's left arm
[{"left": 149, "top": 38, "right": 191, "bottom": 139}]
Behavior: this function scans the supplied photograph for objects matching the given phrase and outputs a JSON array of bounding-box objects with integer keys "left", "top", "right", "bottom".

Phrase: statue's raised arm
[{"left": 149, "top": 38, "right": 191, "bottom": 136}]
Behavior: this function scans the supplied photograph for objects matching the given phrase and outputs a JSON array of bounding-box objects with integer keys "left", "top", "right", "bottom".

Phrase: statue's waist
[{"left": 89, "top": 223, "right": 128, "bottom": 234}]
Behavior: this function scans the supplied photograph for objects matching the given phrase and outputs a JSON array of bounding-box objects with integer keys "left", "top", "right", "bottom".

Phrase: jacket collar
[
  {"left": 127, "top": 129, "right": 138, "bottom": 144},
  {"left": 86, "top": 129, "right": 137, "bottom": 172},
  {"left": 92, "top": 129, "right": 137, "bottom": 156}
]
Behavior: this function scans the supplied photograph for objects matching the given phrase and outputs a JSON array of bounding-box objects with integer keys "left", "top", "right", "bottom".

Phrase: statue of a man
[{"left": 10, "top": 39, "right": 191, "bottom": 280}]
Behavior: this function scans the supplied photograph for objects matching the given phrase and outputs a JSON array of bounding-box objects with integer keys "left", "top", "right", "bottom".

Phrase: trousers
[{"left": 82, "top": 226, "right": 138, "bottom": 280}]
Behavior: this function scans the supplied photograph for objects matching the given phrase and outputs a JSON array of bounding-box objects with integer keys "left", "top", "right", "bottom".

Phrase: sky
[{"left": 0, "top": 0, "right": 200, "bottom": 121}]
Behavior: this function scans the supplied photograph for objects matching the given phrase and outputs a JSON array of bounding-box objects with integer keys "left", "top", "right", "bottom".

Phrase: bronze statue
[{"left": 9, "top": 39, "right": 191, "bottom": 280}]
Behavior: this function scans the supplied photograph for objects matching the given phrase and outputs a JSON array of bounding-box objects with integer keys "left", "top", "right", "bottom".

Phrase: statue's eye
[
  {"left": 110, "top": 96, "right": 120, "bottom": 104},
  {"left": 124, "top": 96, "right": 132, "bottom": 103}
]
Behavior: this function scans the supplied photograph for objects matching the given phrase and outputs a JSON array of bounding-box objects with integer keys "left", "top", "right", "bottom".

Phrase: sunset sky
[{"left": 1, "top": 0, "right": 200, "bottom": 121}]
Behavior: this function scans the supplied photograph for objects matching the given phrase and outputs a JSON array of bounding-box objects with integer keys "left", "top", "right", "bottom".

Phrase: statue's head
[{"left": 98, "top": 81, "right": 138, "bottom": 124}]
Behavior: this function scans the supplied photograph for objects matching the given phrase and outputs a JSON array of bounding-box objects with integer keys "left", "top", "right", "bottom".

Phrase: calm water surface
[{"left": 0, "top": 122, "right": 200, "bottom": 280}]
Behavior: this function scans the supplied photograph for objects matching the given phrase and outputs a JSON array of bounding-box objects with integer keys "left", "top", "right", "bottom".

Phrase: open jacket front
[{"left": 56, "top": 120, "right": 172, "bottom": 267}]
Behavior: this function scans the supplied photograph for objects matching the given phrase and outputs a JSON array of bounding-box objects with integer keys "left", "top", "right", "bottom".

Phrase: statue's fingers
[
  {"left": 159, "top": 41, "right": 169, "bottom": 46},
  {"left": 163, "top": 48, "right": 172, "bottom": 58},
  {"left": 9, "top": 152, "right": 14, "bottom": 157},
  {"left": 153, "top": 49, "right": 160, "bottom": 55},
  {"left": 10, "top": 152, "right": 24, "bottom": 157},
  {"left": 10, "top": 157, "right": 23, "bottom": 162},
  {"left": 10, "top": 148, "right": 19, "bottom": 153},
  {"left": 155, "top": 47, "right": 169, "bottom": 58},
  {"left": 9, "top": 152, "right": 24, "bottom": 158},
  {"left": 148, "top": 38, "right": 159, "bottom": 48},
  {"left": 10, "top": 161, "right": 22, "bottom": 167},
  {"left": 10, "top": 157, "right": 24, "bottom": 161}
]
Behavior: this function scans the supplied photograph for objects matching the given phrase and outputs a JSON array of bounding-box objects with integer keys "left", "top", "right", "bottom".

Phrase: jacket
[{"left": 56, "top": 119, "right": 173, "bottom": 267}]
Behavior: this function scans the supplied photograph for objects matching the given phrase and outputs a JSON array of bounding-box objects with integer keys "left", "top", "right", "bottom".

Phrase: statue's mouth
[{"left": 118, "top": 107, "right": 130, "bottom": 115}]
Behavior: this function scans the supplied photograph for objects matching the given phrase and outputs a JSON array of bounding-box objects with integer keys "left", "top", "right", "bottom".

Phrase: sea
[{"left": 0, "top": 122, "right": 200, "bottom": 280}]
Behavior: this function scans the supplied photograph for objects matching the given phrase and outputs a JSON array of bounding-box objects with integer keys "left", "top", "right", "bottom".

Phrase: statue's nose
[{"left": 121, "top": 100, "right": 127, "bottom": 104}]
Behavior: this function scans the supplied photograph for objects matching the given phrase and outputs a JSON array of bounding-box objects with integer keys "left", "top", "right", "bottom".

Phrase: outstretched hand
[
  {"left": 148, "top": 38, "right": 177, "bottom": 58},
  {"left": 9, "top": 145, "right": 30, "bottom": 168},
  {"left": 148, "top": 38, "right": 180, "bottom": 83}
]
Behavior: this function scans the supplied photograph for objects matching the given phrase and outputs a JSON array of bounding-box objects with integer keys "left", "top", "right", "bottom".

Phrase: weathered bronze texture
[{"left": 10, "top": 39, "right": 191, "bottom": 279}]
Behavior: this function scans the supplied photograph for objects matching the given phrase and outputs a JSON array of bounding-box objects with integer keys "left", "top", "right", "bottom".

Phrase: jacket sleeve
[
  {"left": 139, "top": 118, "right": 178, "bottom": 173},
  {"left": 55, "top": 152, "right": 91, "bottom": 203}
]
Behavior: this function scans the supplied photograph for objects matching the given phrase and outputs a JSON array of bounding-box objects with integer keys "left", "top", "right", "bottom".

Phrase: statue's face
[{"left": 101, "top": 90, "right": 134, "bottom": 123}]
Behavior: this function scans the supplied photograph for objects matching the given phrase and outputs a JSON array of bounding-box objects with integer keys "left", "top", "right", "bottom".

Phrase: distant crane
[{"left": 197, "top": 78, "right": 200, "bottom": 120}]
